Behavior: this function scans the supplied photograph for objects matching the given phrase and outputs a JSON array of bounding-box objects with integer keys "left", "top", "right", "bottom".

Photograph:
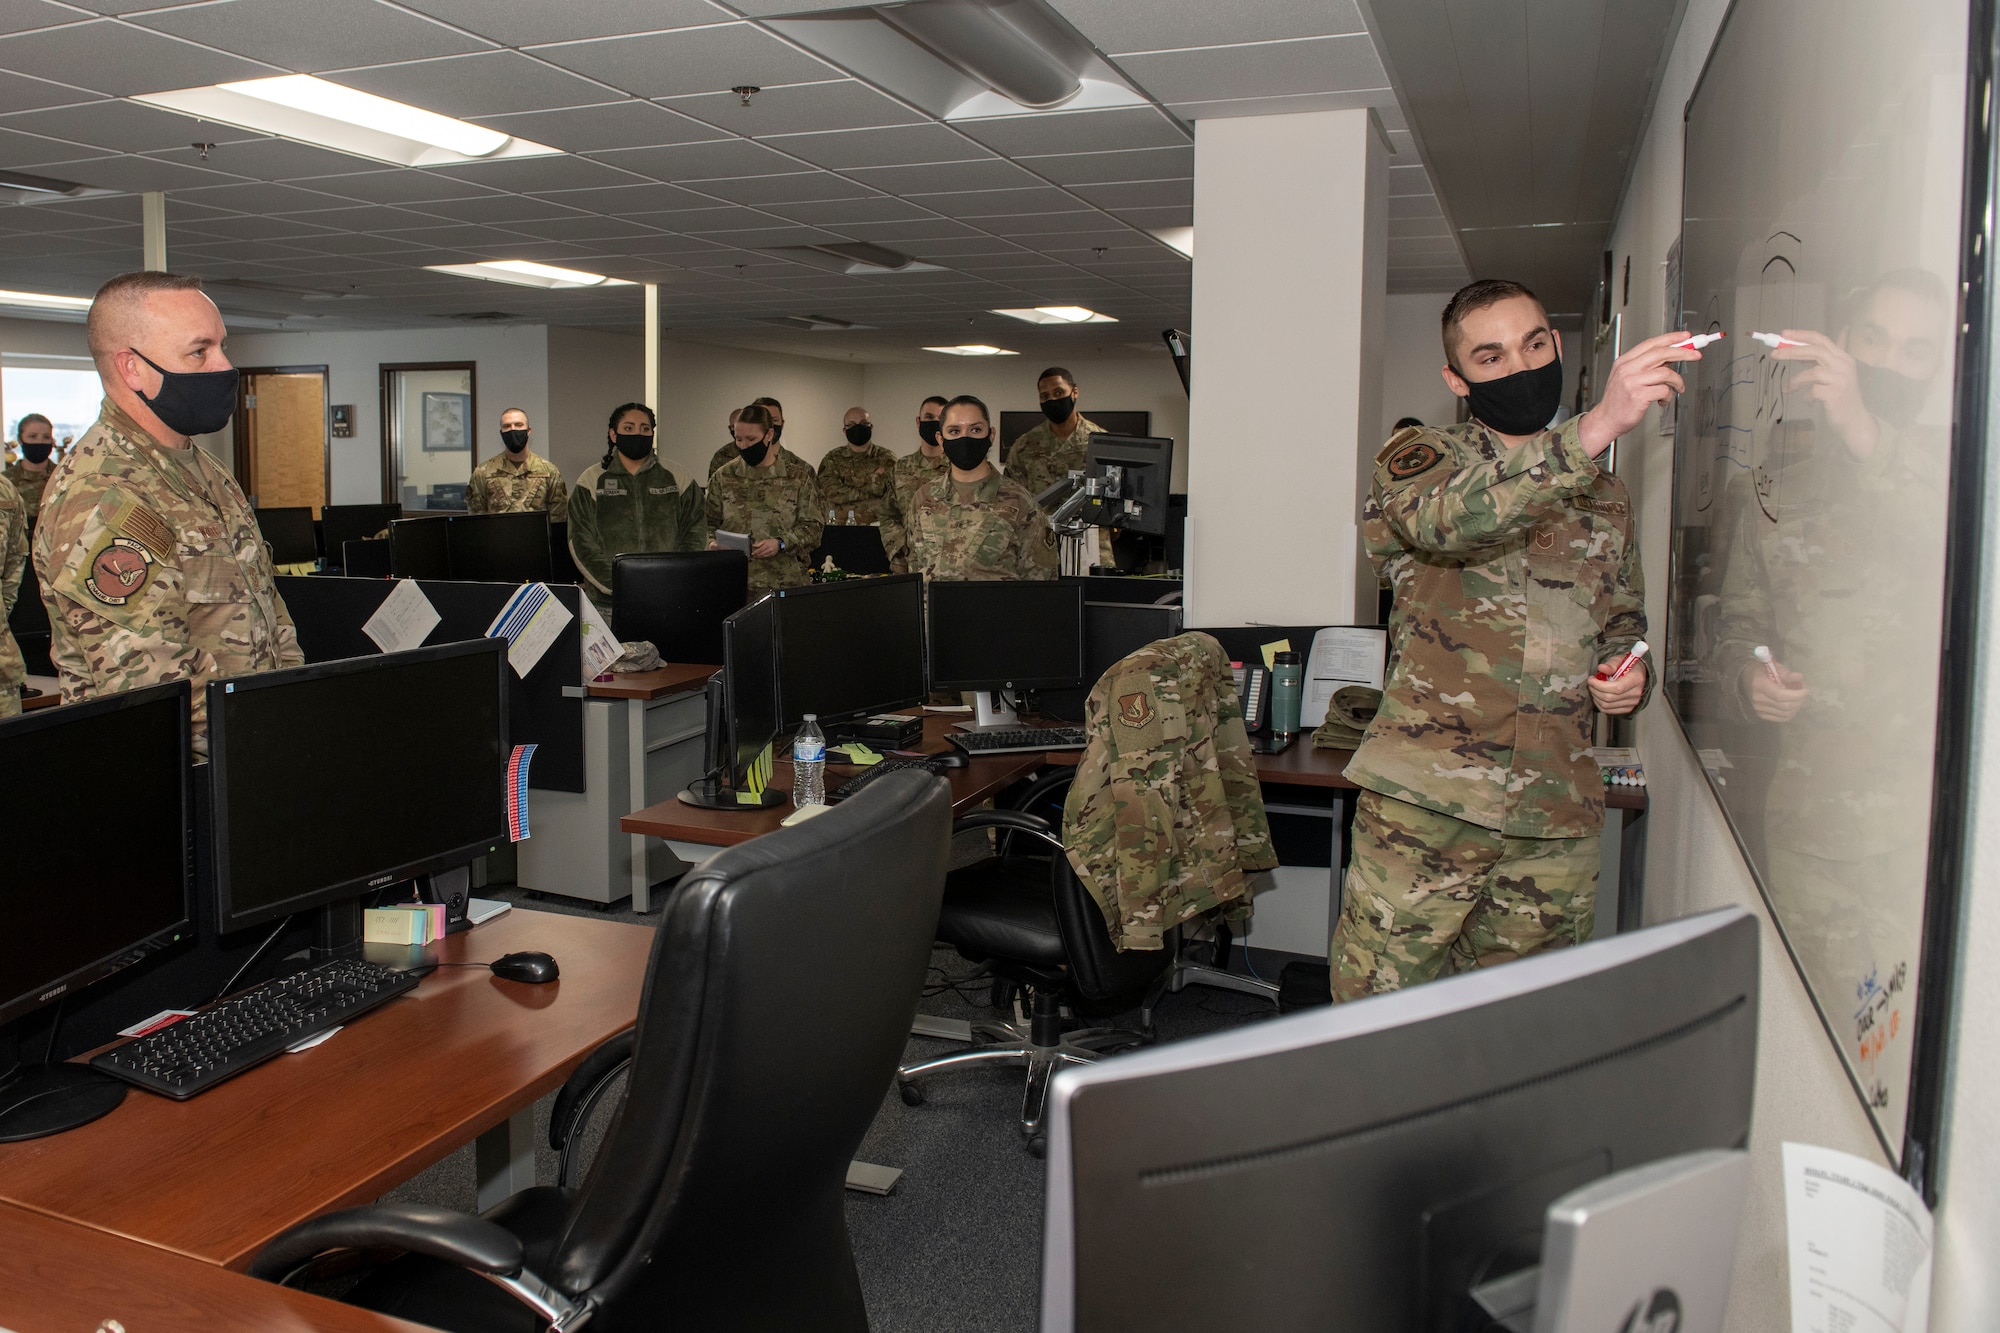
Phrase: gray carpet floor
[{"left": 373, "top": 837, "right": 1290, "bottom": 1333}]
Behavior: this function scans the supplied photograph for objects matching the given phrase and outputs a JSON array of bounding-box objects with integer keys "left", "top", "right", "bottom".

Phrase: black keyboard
[
  {"left": 948, "top": 726, "right": 1088, "bottom": 755},
  {"left": 90, "top": 958, "right": 420, "bottom": 1100},
  {"left": 830, "top": 756, "right": 952, "bottom": 802}
]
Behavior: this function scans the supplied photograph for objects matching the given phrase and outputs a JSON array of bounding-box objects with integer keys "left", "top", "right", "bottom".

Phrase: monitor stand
[
  {"left": 678, "top": 777, "right": 789, "bottom": 811},
  {"left": 311, "top": 898, "right": 364, "bottom": 961},
  {"left": 0, "top": 1028, "right": 126, "bottom": 1143},
  {"left": 966, "top": 690, "right": 1019, "bottom": 731}
]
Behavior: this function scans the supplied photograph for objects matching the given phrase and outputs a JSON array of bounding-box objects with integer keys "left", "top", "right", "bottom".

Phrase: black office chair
[
  {"left": 248, "top": 769, "right": 952, "bottom": 1333},
  {"left": 611, "top": 551, "right": 749, "bottom": 664},
  {"left": 896, "top": 768, "right": 1177, "bottom": 1152}
]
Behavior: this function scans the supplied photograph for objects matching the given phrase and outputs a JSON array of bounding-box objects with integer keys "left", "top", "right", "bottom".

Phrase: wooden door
[{"left": 237, "top": 369, "right": 329, "bottom": 513}]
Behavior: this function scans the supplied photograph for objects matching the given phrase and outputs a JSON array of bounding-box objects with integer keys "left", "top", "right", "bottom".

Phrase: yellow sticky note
[{"left": 1260, "top": 639, "right": 1292, "bottom": 671}]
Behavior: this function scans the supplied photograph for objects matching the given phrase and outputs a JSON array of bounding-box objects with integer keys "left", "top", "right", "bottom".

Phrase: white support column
[
  {"left": 142, "top": 191, "right": 167, "bottom": 271},
  {"left": 644, "top": 283, "right": 661, "bottom": 409},
  {"left": 1184, "top": 108, "right": 1389, "bottom": 627}
]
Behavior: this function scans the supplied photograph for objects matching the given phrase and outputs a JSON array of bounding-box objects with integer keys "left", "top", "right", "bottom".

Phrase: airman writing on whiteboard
[{"left": 1332, "top": 278, "right": 1699, "bottom": 1001}]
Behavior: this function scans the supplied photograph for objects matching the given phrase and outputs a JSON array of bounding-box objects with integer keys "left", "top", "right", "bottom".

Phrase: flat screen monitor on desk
[
  {"left": 1082, "top": 435, "right": 1173, "bottom": 538},
  {"left": 206, "top": 639, "right": 509, "bottom": 944},
  {"left": 450, "top": 511, "right": 552, "bottom": 584},
  {"left": 0, "top": 681, "right": 193, "bottom": 1140},
  {"left": 388, "top": 515, "right": 450, "bottom": 580},
  {"left": 612, "top": 551, "right": 748, "bottom": 666},
  {"left": 928, "top": 579, "right": 1085, "bottom": 729},
  {"left": 321, "top": 504, "right": 400, "bottom": 570},
  {"left": 681, "top": 594, "right": 785, "bottom": 809},
  {"left": 252, "top": 506, "right": 318, "bottom": 566},
  {"left": 1040, "top": 909, "right": 1759, "bottom": 1331},
  {"left": 771, "top": 573, "right": 925, "bottom": 729}
]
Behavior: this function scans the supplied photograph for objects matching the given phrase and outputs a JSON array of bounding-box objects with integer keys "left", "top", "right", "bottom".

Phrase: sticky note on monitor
[{"left": 1260, "top": 639, "right": 1292, "bottom": 671}]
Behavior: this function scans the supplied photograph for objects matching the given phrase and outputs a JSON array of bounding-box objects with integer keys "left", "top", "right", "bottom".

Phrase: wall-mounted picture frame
[{"left": 421, "top": 391, "right": 471, "bottom": 453}]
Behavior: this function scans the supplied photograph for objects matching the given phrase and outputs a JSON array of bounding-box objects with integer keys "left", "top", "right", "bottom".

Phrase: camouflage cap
[{"left": 1312, "top": 685, "right": 1383, "bottom": 750}]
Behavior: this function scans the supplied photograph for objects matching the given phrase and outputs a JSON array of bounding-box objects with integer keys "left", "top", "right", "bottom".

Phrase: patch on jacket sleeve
[
  {"left": 1116, "top": 691, "right": 1154, "bottom": 727},
  {"left": 1384, "top": 439, "right": 1443, "bottom": 481}
]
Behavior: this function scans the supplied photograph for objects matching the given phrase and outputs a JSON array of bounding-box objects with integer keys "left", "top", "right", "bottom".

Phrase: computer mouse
[
  {"left": 491, "top": 951, "right": 560, "bottom": 984},
  {"left": 932, "top": 750, "right": 970, "bottom": 769}
]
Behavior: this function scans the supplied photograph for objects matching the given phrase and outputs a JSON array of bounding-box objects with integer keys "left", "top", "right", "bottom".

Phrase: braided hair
[{"left": 602, "top": 401, "right": 656, "bottom": 470}]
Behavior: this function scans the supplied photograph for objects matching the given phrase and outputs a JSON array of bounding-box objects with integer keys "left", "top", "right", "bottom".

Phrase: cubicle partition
[{"left": 275, "top": 576, "right": 585, "bottom": 792}]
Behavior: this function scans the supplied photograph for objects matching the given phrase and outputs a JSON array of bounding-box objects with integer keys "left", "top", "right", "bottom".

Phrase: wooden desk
[
  {"left": 0, "top": 1204, "right": 432, "bottom": 1332},
  {"left": 621, "top": 712, "right": 1045, "bottom": 849},
  {"left": 586, "top": 662, "right": 717, "bottom": 701},
  {"left": 0, "top": 909, "right": 652, "bottom": 1273}
]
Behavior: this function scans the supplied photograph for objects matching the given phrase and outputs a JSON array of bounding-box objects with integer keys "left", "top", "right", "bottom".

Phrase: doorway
[
  {"left": 380, "top": 362, "right": 479, "bottom": 511},
  {"left": 232, "top": 366, "right": 330, "bottom": 513}
]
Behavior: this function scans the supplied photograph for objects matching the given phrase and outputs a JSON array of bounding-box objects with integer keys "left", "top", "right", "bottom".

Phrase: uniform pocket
[{"left": 182, "top": 553, "right": 249, "bottom": 604}]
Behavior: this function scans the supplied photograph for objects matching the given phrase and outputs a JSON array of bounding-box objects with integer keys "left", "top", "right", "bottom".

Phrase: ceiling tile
[
  {"left": 683, "top": 170, "right": 875, "bottom": 205},
  {"left": 592, "top": 137, "right": 805, "bottom": 181},
  {"left": 0, "top": 20, "right": 281, "bottom": 97},
  {"left": 469, "top": 100, "right": 723, "bottom": 154},
  {"left": 393, "top": 0, "right": 732, "bottom": 46},
  {"left": 1116, "top": 35, "right": 1387, "bottom": 104},
  {"left": 372, "top": 221, "right": 546, "bottom": 248},
  {"left": 150, "top": 138, "right": 386, "bottom": 182},
  {"left": 280, "top": 169, "right": 506, "bottom": 205},
  {"left": 1165, "top": 88, "right": 1395, "bottom": 122},
  {"left": 1097, "top": 205, "right": 1191, "bottom": 229},
  {"left": 663, "top": 79, "right": 922, "bottom": 137},
  {"left": 904, "top": 186, "right": 1087, "bottom": 218},
  {"left": 954, "top": 106, "right": 1189, "bottom": 157},
  {"left": 761, "top": 122, "right": 989, "bottom": 171},
  {"left": 1067, "top": 179, "right": 1192, "bottom": 211},
  {"left": 527, "top": 23, "right": 835, "bottom": 100},
  {"left": 0, "top": 3, "right": 89, "bottom": 38},
  {"left": 832, "top": 218, "right": 985, "bottom": 242},
  {"left": 1388, "top": 194, "right": 1444, "bottom": 220},
  {"left": 134, "top": 0, "right": 491, "bottom": 73},
  {"left": 0, "top": 71, "right": 97, "bottom": 115},
  {"left": 173, "top": 179, "right": 371, "bottom": 213},
  {"left": 1020, "top": 146, "right": 1192, "bottom": 185},
  {"left": 527, "top": 181, "right": 718, "bottom": 213},
  {"left": 393, "top": 193, "right": 587, "bottom": 224},
  {"left": 330, "top": 51, "right": 618, "bottom": 119},
  {"left": 1388, "top": 216, "right": 1451, "bottom": 239},
  {"left": 428, "top": 154, "right": 643, "bottom": 192},
  {"left": 0, "top": 99, "right": 253, "bottom": 153},
  {"left": 842, "top": 158, "right": 1041, "bottom": 195},
  {"left": 172, "top": 214, "right": 340, "bottom": 241},
  {"left": 1388, "top": 164, "right": 1432, "bottom": 196},
  {"left": 280, "top": 232, "right": 446, "bottom": 257},
  {"left": 0, "top": 123, "right": 93, "bottom": 164},
  {"left": 503, "top": 215, "right": 669, "bottom": 242}
]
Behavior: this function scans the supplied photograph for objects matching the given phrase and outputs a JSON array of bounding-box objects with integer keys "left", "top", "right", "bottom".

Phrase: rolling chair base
[{"left": 1168, "top": 961, "right": 1281, "bottom": 1006}]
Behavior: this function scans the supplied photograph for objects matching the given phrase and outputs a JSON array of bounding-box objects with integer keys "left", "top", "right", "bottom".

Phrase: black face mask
[
  {"left": 612, "top": 433, "right": 652, "bottom": 462},
  {"left": 767, "top": 423, "right": 783, "bottom": 446},
  {"left": 844, "top": 423, "right": 873, "bottom": 447},
  {"left": 19, "top": 440, "right": 51, "bottom": 465},
  {"left": 918, "top": 419, "right": 942, "bottom": 447},
  {"left": 1040, "top": 394, "right": 1074, "bottom": 423},
  {"left": 1461, "top": 355, "right": 1563, "bottom": 438},
  {"left": 501, "top": 428, "right": 530, "bottom": 453},
  {"left": 1854, "top": 361, "right": 1928, "bottom": 427},
  {"left": 737, "top": 439, "right": 771, "bottom": 468},
  {"left": 130, "top": 347, "right": 239, "bottom": 438},
  {"left": 943, "top": 436, "right": 989, "bottom": 471}
]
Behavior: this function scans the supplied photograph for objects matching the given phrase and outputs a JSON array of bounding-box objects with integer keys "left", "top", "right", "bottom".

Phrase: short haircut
[
  {"left": 941, "top": 393, "right": 991, "bottom": 425},
  {"left": 728, "top": 407, "right": 743, "bottom": 423},
  {"left": 920, "top": 394, "right": 949, "bottom": 411},
  {"left": 17, "top": 413, "right": 51, "bottom": 434},
  {"left": 738, "top": 404, "right": 775, "bottom": 432},
  {"left": 752, "top": 395, "right": 783, "bottom": 413},
  {"left": 1440, "top": 279, "right": 1545, "bottom": 371},
  {"left": 1036, "top": 366, "right": 1075, "bottom": 388},
  {"left": 500, "top": 406, "right": 530, "bottom": 423},
  {"left": 1393, "top": 416, "right": 1424, "bottom": 430},
  {"left": 86, "top": 270, "right": 209, "bottom": 363}
]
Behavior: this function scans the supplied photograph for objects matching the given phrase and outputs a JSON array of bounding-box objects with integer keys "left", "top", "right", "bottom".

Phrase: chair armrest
[
  {"left": 551, "top": 1028, "right": 636, "bottom": 1153},
  {"left": 954, "top": 809, "right": 1063, "bottom": 852},
  {"left": 1004, "top": 767, "right": 1077, "bottom": 815},
  {"left": 248, "top": 1203, "right": 523, "bottom": 1283}
]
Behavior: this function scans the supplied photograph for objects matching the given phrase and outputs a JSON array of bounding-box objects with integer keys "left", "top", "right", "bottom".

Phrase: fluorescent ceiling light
[
  {"left": 1151, "top": 227, "right": 1194, "bottom": 259},
  {"left": 924, "top": 344, "right": 1018, "bottom": 356},
  {"left": 425, "top": 261, "right": 635, "bottom": 290},
  {"left": 992, "top": 305, "right": 1117, "bottom": 324},
  {"left": 135, "top": 76, "right": 558, "bottom": 168},
  {"left": 0, "top": 289, "right": 93, "bottom": 312}
]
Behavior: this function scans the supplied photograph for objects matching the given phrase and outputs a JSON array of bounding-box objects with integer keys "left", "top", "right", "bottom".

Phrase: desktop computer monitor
[
  {"left": 928, "top": 580, "right": 1086, "bottom": 729},
  {"left": 612, "top": 550, "right": 749, "bottom": 665},
  {"left": 1082, "top": 435, "right": 1173, "bottom": 537},
  {"left": 253, "top": 506, "right": 318, "bottom": 566},
  {"left": 771, "top": 574, "right": 926, "bottom": 729},
  {"left": 388, "top": 515, "right": 451, "bottom": 580},
  {"left": 322, "top": 504, "right": 400, "bottom": 569},
  {"left": 1040, "top": 909, "right": 1760, "bottom": 1332},
  {"left": 0, "top": 681, "right": 193, "bottom": 1139},
  {"left": 450, "top": 511, "right": 553, "bottom": 584},
  {"left": 681, "top": 593, "right": 784, "bottom": 809},
  {"left": 206, "top": 639, "right": 509, "bottom": 934}
]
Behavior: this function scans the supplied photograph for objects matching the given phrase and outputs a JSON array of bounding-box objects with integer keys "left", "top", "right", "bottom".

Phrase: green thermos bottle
[{"left": 1270, "top": 650, "right": 1304, "bottom": 735}]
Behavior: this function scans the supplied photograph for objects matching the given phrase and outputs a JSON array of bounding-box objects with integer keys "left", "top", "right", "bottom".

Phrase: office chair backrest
[
  {"left": 611, "top": 551, "right": 749, "bottom": 664},
  {"left": 549, "top": 768, "right": 950, "bottom": 1325},
  {"left": 1053, "top": 850, "right": 1177, "bottom": 1014}
]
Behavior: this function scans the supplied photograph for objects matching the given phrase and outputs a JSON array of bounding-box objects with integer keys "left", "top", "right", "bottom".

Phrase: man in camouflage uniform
[
  {"left": 1063, "top": 631, "right": 1277, "bottom": 951},
  {"left": 568, "top": 403, "right": 704, "bottom": 608},
  {"left": 815, "top": 405, "right": 905, "bottom": 567},
  {"left": 705, "top": 404, "right": 822, "bottom": 596},
  {"left": 4, "top": 413, "right": 56, "bottom": 524},
  {"left": 34, "top": 271, "right": 302, "bottom": 753},
  {"left": 892, "top": 394, "right": 950, "bottom": 508},
  {"left": 0, "top": 473, "right": 27, "bottom": 718},
  {"left": 1333, "top": 278, "right": 1694, "bottom": 999},
  {"left": 466, "top": 407, "right": 567, "bottom": 519},
  {"left": 905, "top": 395, "right": 1058, "bottom": 581},
  {"left": 1005, "top": 366, "right": 1103, "bottom": 501}
]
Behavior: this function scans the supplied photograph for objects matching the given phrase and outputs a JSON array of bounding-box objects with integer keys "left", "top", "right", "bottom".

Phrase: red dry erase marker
[
  {"left": 1752, "top": 644, "right": 1784, "bottom": 684},
  {"left": 1670, "top": 333, "right": 1725, "bottom": 350},
  {"left": 1597, "top": 640, "right": 1650, "bottom": 681}
]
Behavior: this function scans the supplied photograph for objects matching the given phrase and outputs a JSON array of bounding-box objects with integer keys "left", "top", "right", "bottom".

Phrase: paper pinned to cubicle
[
  {"left": 1783, "top": 1141, "right": 1932, "bottom": 1333},
  {"left": 1302, "top": 627, "right": 1388, "bottom": 727},
  {"left": 576, "top": 590, "right": 622, "bottom": 679},
  {"left": 485, "top": 582, "right": 573, "bottom": 679},
  {"left": 363, "top": 579, "right": 441, "bottom": 655}
]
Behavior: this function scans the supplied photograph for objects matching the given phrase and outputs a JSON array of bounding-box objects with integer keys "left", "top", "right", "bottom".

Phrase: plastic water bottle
[{"left": 793, "top": 714, "right": 827, "bottom": 806}]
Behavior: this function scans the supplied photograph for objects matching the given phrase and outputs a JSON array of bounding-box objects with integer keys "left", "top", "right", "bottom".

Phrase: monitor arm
[{"left": 1039, "top": 468, "right": 1146, "bottom": 534}]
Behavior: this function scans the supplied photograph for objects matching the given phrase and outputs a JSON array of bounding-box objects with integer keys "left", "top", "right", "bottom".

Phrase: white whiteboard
[{"left": 1665, "top": 0, "right": 1968, "bottom": 1161}]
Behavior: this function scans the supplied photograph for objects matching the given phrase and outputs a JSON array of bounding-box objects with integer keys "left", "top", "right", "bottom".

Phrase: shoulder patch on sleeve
[
  {"left": 111, "top": 500, "right": 176, "bottom": 564},
  {"left": 1382, "top": 436, "right": 1444, "bottom": 481},
  {"left": 85, "top": 536, "right": 155, "bottom": 605}
]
